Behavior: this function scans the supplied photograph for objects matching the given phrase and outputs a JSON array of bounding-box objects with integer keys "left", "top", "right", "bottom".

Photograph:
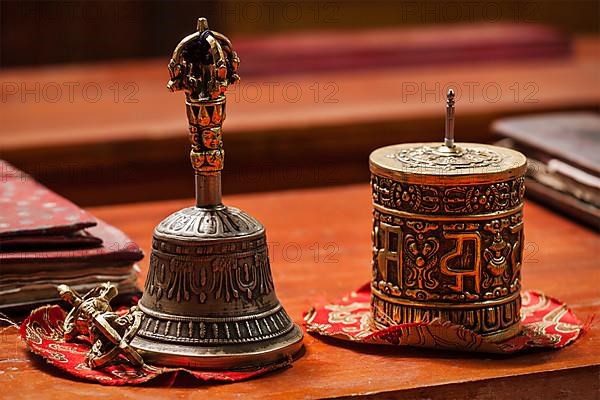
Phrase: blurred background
[
  {"left": 1, "top": 0, "right": 599, "bottom": 206},
  {"left": 2, "top": 0, "right": 598, "bottom": 67}
]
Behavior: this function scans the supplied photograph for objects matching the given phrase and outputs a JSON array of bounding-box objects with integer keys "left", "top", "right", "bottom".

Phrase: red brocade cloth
[
  {"left": 20, "top": 306, "right": 291, "bottom": 385},
  {"left": 304, "top": 284, "right": 586, "bottom": 353}
]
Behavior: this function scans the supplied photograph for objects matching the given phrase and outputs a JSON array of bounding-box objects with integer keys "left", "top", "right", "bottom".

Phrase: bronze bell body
[
  {"left": 131, "top": 206, "right": 303, "bottom": 368},
  {"left": 130, "top": 18, "right": 303, "bottom": 368}
]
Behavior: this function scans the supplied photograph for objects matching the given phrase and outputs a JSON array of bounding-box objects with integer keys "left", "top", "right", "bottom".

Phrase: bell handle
[{"left": 167, "top": 17, "right": 240, "bottom": 207}]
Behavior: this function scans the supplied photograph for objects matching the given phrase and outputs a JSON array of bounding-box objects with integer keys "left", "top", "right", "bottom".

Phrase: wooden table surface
[{"left": 1, "top": 185, "right": 599, "bottom": 399}]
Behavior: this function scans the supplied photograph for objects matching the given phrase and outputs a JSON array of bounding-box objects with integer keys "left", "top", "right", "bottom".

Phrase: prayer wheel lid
[
  {"left": 369, "top": 90, "right": 527, "bottom": 184},
  {"left": 370, "top": 142, "right": 527, "bottom": 185}
]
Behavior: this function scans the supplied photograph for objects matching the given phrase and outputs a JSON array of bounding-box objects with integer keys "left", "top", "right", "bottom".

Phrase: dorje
[
  {"left": 128, "top": 17, "right": 304, "bottom": 368},
  {"left": 369, "top": 89, "right": 527, "bottom": 342}
]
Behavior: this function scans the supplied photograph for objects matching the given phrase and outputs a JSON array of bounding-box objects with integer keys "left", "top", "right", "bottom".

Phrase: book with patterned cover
[
  {"left": 0, "top": 160, "right": 97, "bottom": 238},
  {"left": 0, "top": 160, "right": 143, "bottom": 311}
]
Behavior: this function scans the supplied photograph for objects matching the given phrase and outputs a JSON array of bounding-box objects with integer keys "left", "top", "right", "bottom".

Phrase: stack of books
[
  {"left": 493, "top": 112, "right": 599, "bottom": 230},
  {"left": 0, "top": 161, "right": 143, "bottom": 312}
]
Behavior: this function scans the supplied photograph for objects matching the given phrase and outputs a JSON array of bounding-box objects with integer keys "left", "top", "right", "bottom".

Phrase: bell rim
[
  {"left": 136, "top": 300, "right": 284, "bottom": 322},
  {"left": 130, "top": 323, "right": 304, "bottom": 369}
]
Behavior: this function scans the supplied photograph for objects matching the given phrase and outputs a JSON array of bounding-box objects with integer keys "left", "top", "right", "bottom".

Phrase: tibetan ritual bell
[
  {"left": 130, "top": 18, "right": 303, "bottom": 368},
  {"left": 369, "top": 90, "right": 527, "bottom": 342}
]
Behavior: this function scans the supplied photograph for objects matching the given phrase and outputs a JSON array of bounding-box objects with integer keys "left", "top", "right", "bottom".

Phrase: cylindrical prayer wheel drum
[{"left": 369, "top": 140, "right": 527, "bottom": 342}]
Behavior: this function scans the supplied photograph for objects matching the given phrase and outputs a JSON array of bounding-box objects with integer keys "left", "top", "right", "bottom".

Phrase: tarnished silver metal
[
  {"left": 444, "top": 89, "right": 456, "bottom": 149},
  {"left": 195, "top": 174, "right": 221, "bottom": 207},
  {"left": 130, "top": 18, "right": 303, "bottom": 369}
]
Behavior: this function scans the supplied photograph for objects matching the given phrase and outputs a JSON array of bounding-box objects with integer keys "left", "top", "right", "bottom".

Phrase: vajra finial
[
  {"left": 167, "top": 17, "right": 240, "bottom": 101},
  {"left": 58, "top": 283, "right": 144, "bottom": 369},
  {"left": 167, "top": 17, "right": 241, "bottom": 207},
  {"left": 444, "top": 89, "right": 455, "bottom": 149}
]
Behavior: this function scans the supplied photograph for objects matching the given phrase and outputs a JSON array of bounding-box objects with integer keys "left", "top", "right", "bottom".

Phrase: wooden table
[{"left": 1, "top": 185, "right": 599, "bottom": 399}]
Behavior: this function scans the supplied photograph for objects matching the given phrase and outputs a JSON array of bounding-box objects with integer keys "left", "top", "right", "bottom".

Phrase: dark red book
[
  {"left": 0, "top": 219, "right": 144, "bottom": 271},
  {"left": 0, "top": 161, "right": 143, "bottom": 311},
  {"left": 0, "top": 160, "right": 97, "bottom": 238},
  {"left": 0, "top": 230, "right": 102, "bottom": 250},
  {"left": 0, "top": 218, "right": 144, "bottom": 310}
]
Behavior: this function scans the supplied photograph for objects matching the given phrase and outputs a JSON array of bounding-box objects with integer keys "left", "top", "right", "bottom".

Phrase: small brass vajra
[{"left": 59, "top": 283, "right": 144, "bottom": 369}]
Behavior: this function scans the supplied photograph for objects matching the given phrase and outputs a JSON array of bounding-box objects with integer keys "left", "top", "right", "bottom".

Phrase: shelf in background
[{"left": 1, "top": 25, "right": 598, "bottom": 206}]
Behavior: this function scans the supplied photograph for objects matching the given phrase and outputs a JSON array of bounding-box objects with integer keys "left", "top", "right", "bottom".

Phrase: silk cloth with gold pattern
[{"left": 304, "top": 283, "right": 586, "bottom": 353}]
